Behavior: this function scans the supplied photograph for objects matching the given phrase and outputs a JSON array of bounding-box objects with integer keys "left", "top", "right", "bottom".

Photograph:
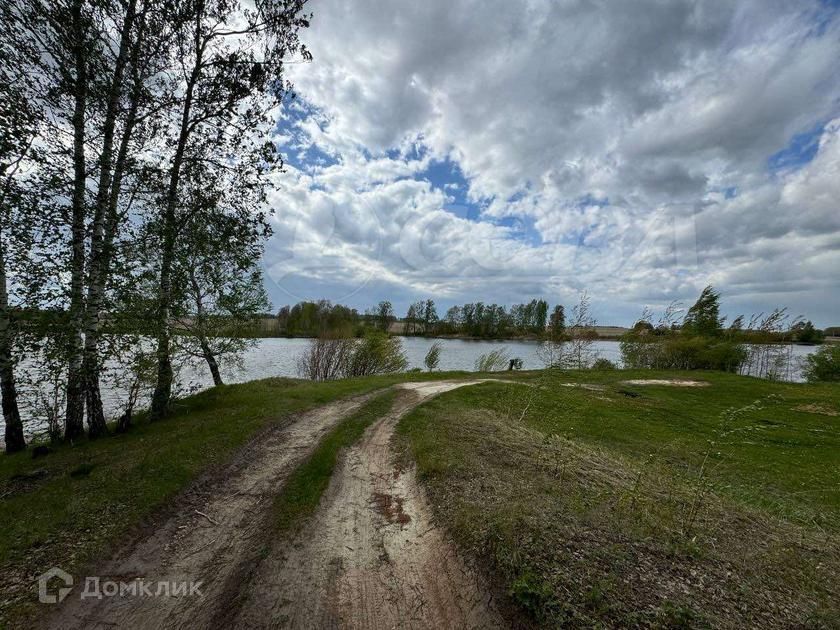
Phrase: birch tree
[
  {"left": 172, "top": 168, "right": 271, "bottom": 387},
  {"left": 76, "top": 0, "right": 179, "bottom": 438},
  {"left": 0, "top": 42, "right": 40, "bottom": 452},
  {"left": 148, "top": 0, "right": 310, "bottom": 420},
  {"left": 9, "top": 0, "right": 174, "bottom": 439}
]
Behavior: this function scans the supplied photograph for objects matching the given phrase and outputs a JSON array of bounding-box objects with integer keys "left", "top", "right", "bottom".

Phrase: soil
[
  {"left": 798, "top": 403, "right": 839, "bottom": 416},
  {"left": 46, "top": 381, "right": 503, "bottom": 630},
  {"left": 620, "top": 379, "right": 710, "bottom": 387}
]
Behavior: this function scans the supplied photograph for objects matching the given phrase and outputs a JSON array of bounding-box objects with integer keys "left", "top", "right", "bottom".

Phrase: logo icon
[{"left": 37, "top": 567, "right": 73, "bottom": 604}]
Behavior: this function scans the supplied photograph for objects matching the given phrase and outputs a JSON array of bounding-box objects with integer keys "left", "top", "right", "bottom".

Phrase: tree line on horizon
[
  {"left": 275, "top": 298, "right": 565, "bottom": 339},
  {"left": 0, "top": 0, "right": 311, "bottom": 453},
  {"left": 274, "top": 291, "right": 828, "bottom": 345},
  {"left": 290, "top": 286, "right": 839, "bottom": 383}
]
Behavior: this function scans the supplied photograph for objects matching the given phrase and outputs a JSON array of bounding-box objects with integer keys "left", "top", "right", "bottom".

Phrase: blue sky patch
[
  {"left": 416, "top": 156, "right": 469, "bottom": 201},
  {"left": 768, "top": 123, "right": 825, "bottom": 172}
]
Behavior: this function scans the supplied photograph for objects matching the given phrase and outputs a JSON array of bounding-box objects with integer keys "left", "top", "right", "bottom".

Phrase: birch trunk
[
  {"left": 189, "top": 268, "right": 223, "bottom": 386},
  {"left": 81, "top": 0, "right": 138, "bottom": 438},
  {"left": 201, "top": 341, "right": 223, "bottom": 387},
  {"left": 149, "top": 27, "right": 204, "bottom": 420},
  {"left": 0, "top": 129, "right": 29, "bottom": 455},
  {"left": 0, "top": 251, "right": 25, "bottom": 453},
  {"left": 64, "top": 0, "right": 89, "bottom": 442}
]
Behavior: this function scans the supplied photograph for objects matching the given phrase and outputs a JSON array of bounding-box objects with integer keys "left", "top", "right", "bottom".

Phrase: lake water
[{"left": 13, "top": 337, "right": 818, "bottom": 437}]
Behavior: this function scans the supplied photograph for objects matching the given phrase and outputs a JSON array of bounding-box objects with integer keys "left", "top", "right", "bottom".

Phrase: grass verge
[
  {"left": 397, "top": 370, "right": 840, "bottom": 628},
  {"left": 272, "top": 390, "right": 396, "bottom": 532}
]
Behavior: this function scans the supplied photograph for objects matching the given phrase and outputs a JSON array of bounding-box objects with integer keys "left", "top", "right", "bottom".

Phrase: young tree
[
  {"left": 683, "top": 285, "right": 724, "bottom": 337},
  {"left": 148, "top": 0, "right": 310, "bottom": 419},
  {"left": 424, "top": 342, "right": 442, "bottom": 372},
  {"left": 565, "top": 292, "right": 598, "bottom": 368},
  {"left": 475, "top": 348, "right": 510, "bottom": 372},
  {"left": 422, "top": 299, "right": 438, "bottom": 335},
  {"left": 296, "top": 334, "right": 355, "bottom": 381},
  {"left": 344, "top": 332, "right": 407, "bottom": 377},
  {"left": 174, "top": 204, "right": 270, "bottom": 387},
  {"left": 549, "top": 304, "right": 565, "bottom": 341},
  {"left": 375, "top": 301, "right": 395, "bottom": 333},
  {"left": 803, "top": 345, "right": 840, "bottom": 383}
]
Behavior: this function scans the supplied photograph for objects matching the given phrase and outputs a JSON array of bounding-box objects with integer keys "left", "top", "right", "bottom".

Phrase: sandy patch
[
  {"left": 620, "top": 379, "right": 710, "bottom": 387},
  {"left": 795, "top": 403, "right": 839, "bottom": 417},
  {"left": 559, "top": 383, "right": 606, "bottom": 391}
]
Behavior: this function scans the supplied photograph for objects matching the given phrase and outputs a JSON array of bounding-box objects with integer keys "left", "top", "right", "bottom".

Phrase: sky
[{"left": 262, "top": 0, "right": 840, "bottom": 327}]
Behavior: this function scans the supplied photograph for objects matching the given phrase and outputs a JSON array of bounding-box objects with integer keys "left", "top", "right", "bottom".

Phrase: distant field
[{"left": 398, "top": 370, "right": 840, "bottom": 628}]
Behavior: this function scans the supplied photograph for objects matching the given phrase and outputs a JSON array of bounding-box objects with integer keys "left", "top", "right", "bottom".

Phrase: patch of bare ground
[
  {"left": 620, "top": 378, "right": 710, "bottom": 387},
  {"left": 795, "top": 403, "right": 839, "bottom": 417},
  {"left": 43, "top": 391, "right": 385, "bottom": 630},
  {"left": 231, "top": 380, "right": 505, "bottom": 629},
  {"left": 404, "top": 406, "right": 840, "bottom": 628},
  {"left": 558, "top": 383, "right": 606, "bottom": 391}
]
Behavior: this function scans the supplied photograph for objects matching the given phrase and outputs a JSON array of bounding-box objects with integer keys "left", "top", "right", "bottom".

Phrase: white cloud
[{"left": 263, "top": 0, "right": 840, "bottom": 325}]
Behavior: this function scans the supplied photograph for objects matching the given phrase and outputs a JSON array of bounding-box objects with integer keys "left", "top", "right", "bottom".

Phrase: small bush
[
  {"left": 509, "top": 570, "right": 557, "bottom": 620},
  {"left": 297, "top": 331, "right": 407, "bottom": 380},
  {"left": 620, "top": 334, "right": 745, "bottom": 372},
  {"left": 803, "top": 345, "right": 840, "bottom": 383},
  {"left": 475, "top": 348, "right": 510, "bottom": 372},
  {"left": 344, "top": 332, "right": 408, "bottom": 377},
  {"left": 424, "top": 341, "right": 442, "bottom": 372},
  {"left": 591, "top": 358, "right": 616, "bottom": 370}
]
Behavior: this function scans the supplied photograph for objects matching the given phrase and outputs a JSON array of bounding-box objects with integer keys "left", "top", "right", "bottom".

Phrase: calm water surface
[{"left": 16, "top": 337, "right": 817, "bottom": 436}]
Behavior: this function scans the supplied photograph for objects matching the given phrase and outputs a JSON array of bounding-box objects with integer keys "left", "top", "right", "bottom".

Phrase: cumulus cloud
[{"left": 263, "top": 0, "right": 840, "bottom": 325}]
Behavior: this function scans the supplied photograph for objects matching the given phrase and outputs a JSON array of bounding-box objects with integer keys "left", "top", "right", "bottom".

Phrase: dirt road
[{"left": 47, "top": 381, "right": 504, "bottom": 629}]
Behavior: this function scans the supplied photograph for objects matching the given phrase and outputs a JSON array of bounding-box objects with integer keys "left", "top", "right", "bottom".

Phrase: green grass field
[{"left": 397, "top": 370, "right": 840, "bottom": 628}]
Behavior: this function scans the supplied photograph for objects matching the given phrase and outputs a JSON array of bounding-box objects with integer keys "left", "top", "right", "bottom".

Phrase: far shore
[{"left": 234, "top": 321, "right": 840, "bottom": 345}]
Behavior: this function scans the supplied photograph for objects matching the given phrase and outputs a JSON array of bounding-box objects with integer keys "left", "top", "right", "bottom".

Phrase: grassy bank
[
  {"left": 0, "top": 372, "right": 462, "bottom": 626},
  {"left": 397, "top": 370, "right": 840, "bottom": 628}
]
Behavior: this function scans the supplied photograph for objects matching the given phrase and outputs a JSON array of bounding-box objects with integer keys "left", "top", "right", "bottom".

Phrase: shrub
[
  {"left": 803, "top": 345, "right": 840, "bottom": 383},
  {"left": 424, "top": 342, "right": 442, "bottom": 372},
  {"left": 343, "top": 332, "right": 408, "bottom": 377},
  {"left": 591, "top": 358, "right": 616, "bottom": 370},
  {"left": 475, "top": 348, "right": 510, "bottom": 372},
  {"left": 620, "top": 334, "right": 745, "bottom": 372},
  {"left": 297, "top": 331, "right": 407, "bottom": 380},
  {"left": 296, "top": 336, "right": 355, "bottom": 381}
]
